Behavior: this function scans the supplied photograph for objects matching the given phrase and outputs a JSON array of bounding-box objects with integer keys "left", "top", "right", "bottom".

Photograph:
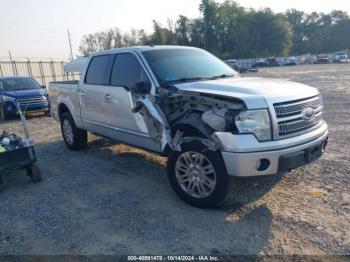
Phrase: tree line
[{"left": 79, "top": 0, "right": 350, "bottom": 59}]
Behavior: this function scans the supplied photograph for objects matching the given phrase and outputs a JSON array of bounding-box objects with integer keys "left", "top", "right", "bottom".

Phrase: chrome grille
[
  {"left": 274, "top": 97, "right": 322, "bottom": 118},
  {"left": 273, "top": 96, "right": 323, "bottom": 138},
  {"left": 17, "top": 96, "right": 46, "bottom": 107},
  {"left": 278, "top": 113, "right": 322, "bottom": 136}
]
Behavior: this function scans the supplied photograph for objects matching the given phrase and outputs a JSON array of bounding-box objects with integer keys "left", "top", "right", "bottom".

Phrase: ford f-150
[{"left": 49, "top": 46, "right": 328, "bottom": 208}]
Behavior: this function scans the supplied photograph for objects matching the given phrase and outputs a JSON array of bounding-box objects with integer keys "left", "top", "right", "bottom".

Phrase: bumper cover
[
  {"left": 3, "top": 102, "right": 49, "bottom": 115},
  {"left": 219, "top": 124, "right": 328, "bottom": 177}
]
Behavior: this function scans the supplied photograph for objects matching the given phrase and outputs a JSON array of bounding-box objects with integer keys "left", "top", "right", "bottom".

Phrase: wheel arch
[
  {"left": 58, "top": 103, "right": 70, "bottom": 120},
  {"left": 162, "top": 123, "right": 211, "bottom": 156},
  {"left": 170, "top": 123, "right": 208, "bottom": 139},
  {"left": 56, "top": 97, "right": 84, "bottom": 129}
]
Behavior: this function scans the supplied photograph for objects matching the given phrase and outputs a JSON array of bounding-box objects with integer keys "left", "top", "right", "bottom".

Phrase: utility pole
[
  {"left": 67, "top": 29, "right": 74, "bottom": 61},
  {"left": 8, "top": 50, "right": 13, "bottom": 62}
]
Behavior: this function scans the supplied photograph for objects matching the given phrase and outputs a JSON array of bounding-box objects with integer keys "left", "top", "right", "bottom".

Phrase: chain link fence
[{"left": 0, "top": 58, "right": 79, "bottom": 86}]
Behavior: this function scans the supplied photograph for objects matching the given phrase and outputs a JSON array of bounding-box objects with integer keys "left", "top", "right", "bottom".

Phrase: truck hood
[
  {"left": 175, "top": 77, "right": 319, "bottom": 109},
  {"left": 2, "top": 89, "right": 45, "bottom": 99}
]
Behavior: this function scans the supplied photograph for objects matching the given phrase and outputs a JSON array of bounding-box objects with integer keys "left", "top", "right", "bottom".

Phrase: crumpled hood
[
  {"left": 175, "top": 77, "right": 319, "bottom": 109},
  {"left": 2, "top": 89, "right": 45, "bottom": 99}
]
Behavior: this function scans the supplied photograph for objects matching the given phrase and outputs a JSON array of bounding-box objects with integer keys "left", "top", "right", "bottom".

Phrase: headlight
[
  {"left": 2, "top": 95, "right": 15, "bottom": 102},
  {"left": 235, "top": 109, "right": 272, "bottom": 141}
]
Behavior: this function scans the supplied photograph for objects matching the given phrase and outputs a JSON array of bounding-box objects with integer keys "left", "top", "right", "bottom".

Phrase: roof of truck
[
  {"left": 65, "top": 46, "right": 201, "bottom": 73},
  {"left": 93, "top": 45, "right": 199, "bottom": 56}
]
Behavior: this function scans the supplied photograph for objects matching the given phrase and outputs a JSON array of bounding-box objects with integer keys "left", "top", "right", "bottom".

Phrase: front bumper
[
  {"left": 216, "top": 123, "right": 328, "bottom": 177},
  {"left": 3, "top": 101, "right": 49, "bottom": 116}
]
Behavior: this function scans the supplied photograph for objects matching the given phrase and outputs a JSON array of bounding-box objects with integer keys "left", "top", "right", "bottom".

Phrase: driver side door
[{"left": 106, "top": 52, "right": 151, "bottom": 135}]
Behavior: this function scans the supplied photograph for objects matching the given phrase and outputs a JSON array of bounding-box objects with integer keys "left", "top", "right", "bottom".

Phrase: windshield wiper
[
  {"left": 163, "top": 74, "right": 235, "bottom": 85},
  {"left": 208, "top": 74, "right": 235, "bottom": 80},
  {"left": 163, "top": 77, "right": 211, "bottom": 85}
]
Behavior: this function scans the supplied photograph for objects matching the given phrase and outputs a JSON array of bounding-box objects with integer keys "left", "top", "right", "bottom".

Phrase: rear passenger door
[{"left": 80, "top": 54, "right": 113, "bottom": 133}]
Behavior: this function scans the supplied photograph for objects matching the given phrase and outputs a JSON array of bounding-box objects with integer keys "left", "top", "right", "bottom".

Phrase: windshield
[
  {"left": 142, "top": 48, "right": 237, "bottom": 85},
  {"left": 0, "top": 78, "right": 41, "bottom": 91}
]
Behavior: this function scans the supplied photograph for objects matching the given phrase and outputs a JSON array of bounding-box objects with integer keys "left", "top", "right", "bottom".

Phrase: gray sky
[{"left": 1, "top": 0, "right": 350, "bottom": 60}]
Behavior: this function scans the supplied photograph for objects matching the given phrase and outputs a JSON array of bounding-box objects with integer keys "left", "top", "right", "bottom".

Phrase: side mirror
[
  {"left": 134, "top": 80, "right": 151, "bottom": 94},
  {"left": 41, "top": 85, "right": 46, "bottom": 89}
]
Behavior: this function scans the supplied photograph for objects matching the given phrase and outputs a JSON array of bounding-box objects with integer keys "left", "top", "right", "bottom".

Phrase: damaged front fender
[{"left": 134, "top": 96, "right": 181, "bottom": 151}]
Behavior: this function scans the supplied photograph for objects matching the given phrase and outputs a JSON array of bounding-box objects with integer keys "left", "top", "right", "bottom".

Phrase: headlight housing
[
  {"left": 235, "top": 109, "right": 272, "bottom": 141},
  {"left": 2, "top": 95, "right": 15, "bottom": 102}
]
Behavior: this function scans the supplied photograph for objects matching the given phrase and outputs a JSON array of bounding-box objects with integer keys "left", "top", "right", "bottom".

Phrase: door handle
[
  {"left": 104, "top": 94, "right": 112, "bottom": 102},
  {"left": 79, "top": 91, "right": 86, "bottom": 96}
]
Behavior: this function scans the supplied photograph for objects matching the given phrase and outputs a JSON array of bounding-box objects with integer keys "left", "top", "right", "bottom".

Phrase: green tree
[
  {"left": 79, "top": 28, "right": 147, "bottom": 56},
  {"left": 200, "top": 0, "right": 220, "bottom": 53},
  {"left": 174, "top": 15, "right": 191, "bottom": 45},
  {"left": 146, "top": 21, "right": 176, "bottom": 45},
  {"left": 79, "top": 1, "right": 349, "bottom": 58},
  {"left": 243, "top": 9, "right": 292, "bottom": 57}
]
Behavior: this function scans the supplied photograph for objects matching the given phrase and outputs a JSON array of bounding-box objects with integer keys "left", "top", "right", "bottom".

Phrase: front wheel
[
  {"left": 0, "top": 106, "right": 8, "bottom": 121},
  {"left": 167, "top": 141, "right": 230, "bottom": 208},
  {"left": 60, "top": 112, "right": 87, "bottom": 150}
]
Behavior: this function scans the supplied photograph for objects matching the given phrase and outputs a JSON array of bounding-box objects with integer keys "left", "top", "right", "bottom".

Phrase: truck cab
[{"left": 49, "top": 46, "right": 328, "bottom": 208}]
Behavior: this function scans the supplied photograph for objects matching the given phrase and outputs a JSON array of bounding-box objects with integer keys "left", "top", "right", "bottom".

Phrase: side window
[
  {"left": 85, "top": 55, "right": 110, "bottom": 85},
  {"left": 110, "top": 53, "right": 148, "bottom": 89}
]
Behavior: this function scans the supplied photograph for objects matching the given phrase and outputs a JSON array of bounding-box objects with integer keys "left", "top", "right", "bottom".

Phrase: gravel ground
[{"left": 0, "top": 64, "right": 349, "bottom": 256}]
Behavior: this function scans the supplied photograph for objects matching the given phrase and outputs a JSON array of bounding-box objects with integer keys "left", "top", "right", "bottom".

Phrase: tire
[
  {"left": 26, "top": 164, "right": 42, "bottom": 183},
  {"left": 167, "top": 140, "right": 230, "bottom": 208},
  {"left": 45, "top": 111, "right": 52, "bottom": 117},
  {"left": 60, "top": 112, "right": 87, "bottom": 150},
  {"left": 0, "top": 106, "right": 8, "bottom": 121}
]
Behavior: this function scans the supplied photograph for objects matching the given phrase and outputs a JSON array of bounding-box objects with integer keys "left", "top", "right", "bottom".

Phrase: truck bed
[{"left": 48, "top": 81, "right": 80, "bottom": 122}]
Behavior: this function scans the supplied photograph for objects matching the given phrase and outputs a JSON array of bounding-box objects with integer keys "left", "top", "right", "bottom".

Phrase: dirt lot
[{"left": 0, "top": 64, "right": 349, "bottom": 256}]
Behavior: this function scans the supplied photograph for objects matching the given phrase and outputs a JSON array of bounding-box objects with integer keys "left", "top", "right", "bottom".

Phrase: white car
[
  {"left": 281, "top": 57, "right": 297, "bottom": 66},
  {"left": 334, "top": 52, "right": 349, "bottom": 63},
  {"left": 49, "top": 46, "right": 328, "bottom": 208}
]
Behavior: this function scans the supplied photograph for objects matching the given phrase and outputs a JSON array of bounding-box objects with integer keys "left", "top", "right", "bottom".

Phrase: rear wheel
[
  {"left": 167, "top": 141, "right": 230, "bottom": 208},
  {"left": 60, "top": 112, "right": 87, "bottom": 150}
]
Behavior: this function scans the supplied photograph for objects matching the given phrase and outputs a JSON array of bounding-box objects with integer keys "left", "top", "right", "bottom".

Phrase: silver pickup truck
[{"left": 49, "top": 46, "right": 328, "bottom": 208}]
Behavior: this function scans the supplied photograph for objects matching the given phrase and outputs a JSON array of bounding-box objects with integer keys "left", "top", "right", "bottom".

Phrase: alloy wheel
[{"left": 175, "top": 151, "right": 217, "bottom": 198}]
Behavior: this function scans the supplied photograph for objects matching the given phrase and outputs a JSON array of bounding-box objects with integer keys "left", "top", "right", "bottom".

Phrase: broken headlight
[{"left": 235, "top": 109, "right": 272, "bottom": 141}]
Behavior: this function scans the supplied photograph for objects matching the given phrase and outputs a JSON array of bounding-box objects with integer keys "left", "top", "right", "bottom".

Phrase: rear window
[{"left": 85, "top": 55, "right": 110, "bottom": 85}]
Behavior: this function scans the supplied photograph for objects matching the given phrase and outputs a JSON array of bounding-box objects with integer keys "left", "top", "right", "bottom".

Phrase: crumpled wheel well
[
  {"left": 162, "top": 124, "right": 207, "bottom": 156},
  {"left": 171, "top": 123, "right": 207, "bottom": 138}
]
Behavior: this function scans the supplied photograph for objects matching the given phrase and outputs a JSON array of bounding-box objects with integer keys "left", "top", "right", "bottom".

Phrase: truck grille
[
  {"left": 273, "top": 96, "right": 323, "bottom": 138},
  {"left": 17, "top": 96, "right": 46, "bottom": 107}
]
